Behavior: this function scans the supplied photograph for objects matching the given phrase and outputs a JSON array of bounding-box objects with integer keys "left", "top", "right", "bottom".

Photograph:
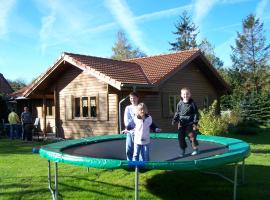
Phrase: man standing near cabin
[
  {"left": 8, "top": 109, "right": 20, "bottom": 139},
  {"left": 21, "top": 106, "right": 33, "bottom": 141},
  {"left": 123, "top": 92, "right": 161, "bottom": 161},
  {"left": 124, "top": 92, "right": 139, "bottom": 161}
]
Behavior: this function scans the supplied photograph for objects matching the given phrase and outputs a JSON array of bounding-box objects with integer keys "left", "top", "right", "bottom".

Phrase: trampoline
[{"left": 40, "top": 133, "right": 250, "bottom": 200}]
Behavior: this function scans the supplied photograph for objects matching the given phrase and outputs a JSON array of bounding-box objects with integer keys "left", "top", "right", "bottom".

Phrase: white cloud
[
  {"left": 256, "top": 0, "right": 268, "bottom": 19},
  {"left": 0, "top": 0, "right": 16, "bottom": 37},
  {"left": 193, "top": 0, "right": 218, "bottom": 27},
  {"left": 104, "top": 0, "right": 150, "bottom": 53},
  {"left": 134, "top": 4, "right": 192, "bottom": 22},
  {"left": 37, "top": 0, "right": 95, "bottom": 53}
]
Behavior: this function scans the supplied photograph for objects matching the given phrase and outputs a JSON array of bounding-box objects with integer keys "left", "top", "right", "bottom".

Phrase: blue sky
[{"left": 0, "top": 0, "right": 270, "bottom": 83}]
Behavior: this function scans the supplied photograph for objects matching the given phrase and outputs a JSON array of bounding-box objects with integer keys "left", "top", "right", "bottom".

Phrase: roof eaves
[
  {"left": 64, "top": 54, "right": 123, "bottom": 90},
  {"left": 153, "top": 50, "right": 201, "bottom": 86},
  {"left": 23, "top": 54, "right": 65, "bottom": 97},
  {"left": 197, "top": 52, "right": 231, "bottom": 93}
]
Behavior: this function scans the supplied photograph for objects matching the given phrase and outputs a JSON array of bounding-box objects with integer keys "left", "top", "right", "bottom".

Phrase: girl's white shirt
[{"left": 133, "top": 115, "right": 152, "bottom": 145}]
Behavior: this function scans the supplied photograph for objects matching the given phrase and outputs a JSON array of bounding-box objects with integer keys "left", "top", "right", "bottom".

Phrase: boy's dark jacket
[{"left": 172, "top": 99, "right": 199, "bottom": 127}]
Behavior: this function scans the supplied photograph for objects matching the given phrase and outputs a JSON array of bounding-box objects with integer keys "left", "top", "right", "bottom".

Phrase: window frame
[
  {"left": 73, "top": 96, "right": 98, "bottom": 120},
  {"left": 169, "top": 95, "right": 181, "bottom": 116},
  {"left": 46, "top": 99, "right": 54, "bottom": 116},
  {"left": 203, "top": 95, "right": 209, "bottom": 109}
]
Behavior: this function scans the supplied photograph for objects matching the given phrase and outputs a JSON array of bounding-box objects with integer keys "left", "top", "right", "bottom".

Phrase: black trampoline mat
[{"left": 62, "top": 139, "right": 229, "bottom": 161}]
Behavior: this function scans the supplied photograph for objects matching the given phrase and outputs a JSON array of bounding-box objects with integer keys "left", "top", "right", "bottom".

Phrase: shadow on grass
[
  {"left": 146, "top": 165, "right": 270, "bottom": 200},
  {"left": 226, "top": 128, "right": 270, "bottom": 145},
  {"left": 0, "top": 138, "right": 52, "bottom": 155},
  {"left": 0, "top": 175, "right": 133, "bottom": 199}
]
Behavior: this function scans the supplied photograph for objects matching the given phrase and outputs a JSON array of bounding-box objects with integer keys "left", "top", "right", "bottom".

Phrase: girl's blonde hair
[{"left": 137, "top": 103, "right": 148, "bottom": 115}]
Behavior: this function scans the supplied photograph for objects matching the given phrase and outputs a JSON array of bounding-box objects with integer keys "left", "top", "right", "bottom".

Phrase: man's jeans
[
  {"left": 126, "top": 131, "right": 134, "bottom": 161},
  {"left": 10, "top": 124, "right": 18, "bottom": 139},
  {"left": 133, "top": 144, "right": 150, "bottom": 161}
]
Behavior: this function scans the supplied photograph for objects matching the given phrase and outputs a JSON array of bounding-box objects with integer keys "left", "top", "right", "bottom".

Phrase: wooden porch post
[
  {"left": 42, "top": 96, "right": 47, "bottom": 136},
  {"left": 54, "top": 87, "right": 59, "bottom": 138}
]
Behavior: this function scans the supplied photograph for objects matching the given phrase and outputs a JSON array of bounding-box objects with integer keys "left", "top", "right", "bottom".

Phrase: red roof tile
[
  {"left": 13, "top": 49, "right": 229, "bottom": 98},
  {"left": 127, "top": 49, "right": 199, "bottom": 84},
  {"left": 65, "top": 49, "right": 199, "bottom": 86},
  {"left": 65, "top": 53, "right": 150, "bottom": 85}
]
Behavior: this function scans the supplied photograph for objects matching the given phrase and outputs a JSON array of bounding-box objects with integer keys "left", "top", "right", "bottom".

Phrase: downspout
[
  {"left": 118, "top": 96, "right": 129, "bottom": 134},
  {"left": 118, "top": 86, "right": 136, "bottom": 134}
]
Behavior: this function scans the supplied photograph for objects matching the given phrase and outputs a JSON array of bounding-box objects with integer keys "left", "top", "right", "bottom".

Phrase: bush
[{"left": 199, "top": 100, "right": 228, "bottom": 136}]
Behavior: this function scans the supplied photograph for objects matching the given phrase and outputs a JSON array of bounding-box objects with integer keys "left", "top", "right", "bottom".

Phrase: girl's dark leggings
[{"left": 178, "top": 125, "right": 198, "bottom": 150}]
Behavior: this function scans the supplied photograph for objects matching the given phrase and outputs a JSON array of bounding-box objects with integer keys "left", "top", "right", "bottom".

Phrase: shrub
[{"left": 199, "top": 100, "right": 228, "bottom": 136}]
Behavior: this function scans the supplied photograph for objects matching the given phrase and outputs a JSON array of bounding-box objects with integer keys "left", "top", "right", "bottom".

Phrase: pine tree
[
  {"left": 230, "top": 14, "right": 270, "bottom": 94},
  {"left": 111, "top": 31, "right": 146, "bottom": 60},
  {"left": 199, "top": 38, "right": 224, "bottom": 69},
  {"left": 169, "top": 11, "right": 199, "bottom": 51},
  {"left": 7, "top": 79, "right": 26, "bottom": 91}
]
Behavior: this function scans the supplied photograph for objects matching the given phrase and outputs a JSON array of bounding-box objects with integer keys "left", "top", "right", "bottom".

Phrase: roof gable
[
  {"left": 12, "top": 49, "right": 229, "bottom": 98},
  {"left": 65, "top": 53, "right": 149, "bottom": 85},
  {"left": 0, "top": 73, "right": 13, "bottom": 94},
  {"left": 127, "top": 49, "right": 199, "bottom": 85}
]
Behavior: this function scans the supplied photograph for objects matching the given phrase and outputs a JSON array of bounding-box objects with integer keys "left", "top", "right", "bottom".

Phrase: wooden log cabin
[{"left": 11, "top": 49, "right": 229, "bottom": 138}]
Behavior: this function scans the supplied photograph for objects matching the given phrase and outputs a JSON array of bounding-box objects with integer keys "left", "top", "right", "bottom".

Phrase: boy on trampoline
[{"left": 172, "top": 88, "right": 199, "bottom": 157}]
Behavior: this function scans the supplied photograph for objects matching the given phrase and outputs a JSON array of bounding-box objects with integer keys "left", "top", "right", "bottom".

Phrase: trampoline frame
[{"left": 41, "top": 134, "right": 250, "bottom": 200}]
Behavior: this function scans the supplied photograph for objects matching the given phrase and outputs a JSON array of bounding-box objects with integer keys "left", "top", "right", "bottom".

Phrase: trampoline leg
[
  {"left": 233, "top": 163, "right": 238, "bottom": 200},
  {"left": 135, "top": 166, "right": 139, "bottom": 200},
  {"left": 54, "top": 162, "right": 58, "bottom": 200},
  {"left": 241, "top": 160, "right": 245, "bottom": 184},
  {"left": 87, "top": 167, "right": 90, "bottom": 173},
  {"left": 48, "top": 161, "right": 58, "bottom": 200}
]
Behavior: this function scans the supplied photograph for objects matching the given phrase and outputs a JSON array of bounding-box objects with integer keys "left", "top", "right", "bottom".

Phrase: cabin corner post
[
  {"left": 42, "top": 95, "right": 47, "bottom": 135},
  {"left": 54, "top": 87, "right": 60, "bottom": 138}
]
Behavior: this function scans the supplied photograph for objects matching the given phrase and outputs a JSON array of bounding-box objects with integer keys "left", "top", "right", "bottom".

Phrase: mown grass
[{"left": 0, "top": 130, "right": 269, "bottom": 200}]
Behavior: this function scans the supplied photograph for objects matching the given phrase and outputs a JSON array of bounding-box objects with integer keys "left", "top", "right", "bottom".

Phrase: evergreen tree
[
  {"left": 225, "top": 14, "right": 270, "bottom": 125},
  {"left": 7, "top": 79, "right": 26, "bottom": 91},
  {"left": 199, "top": 38, "right": 224, "bottom": 69},
  {"left": 230, "top": 14, "right": 270, "bottom": 94},
  {"left": 169, "top": 11, "right": 199, "bottom": 51},
  {"left": 111, "top": 31, "right": 146, "bottom": 60}
]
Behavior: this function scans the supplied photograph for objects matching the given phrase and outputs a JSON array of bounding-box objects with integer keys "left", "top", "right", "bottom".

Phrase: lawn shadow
[
  {"left": 0, "top": 138, "right": 53, "bottom": 155},
  {"left": 0, "top": 174, "right": 133, "bottom": 200},
  {"left": 227, "top": 128, "right": 270, "bottom": 145},
  {"left": 146, "top": 165, "right": 270, "bottom": 200}
]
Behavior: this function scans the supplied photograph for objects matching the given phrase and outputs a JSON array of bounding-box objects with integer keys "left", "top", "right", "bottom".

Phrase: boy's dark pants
[{"left": 178, "top": 125, "right": 198, "bottom": 150}]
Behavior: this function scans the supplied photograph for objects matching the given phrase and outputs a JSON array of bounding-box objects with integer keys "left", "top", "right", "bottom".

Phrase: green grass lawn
[{"left": 0, "top": 130, "right": 270, "bottom": 200}]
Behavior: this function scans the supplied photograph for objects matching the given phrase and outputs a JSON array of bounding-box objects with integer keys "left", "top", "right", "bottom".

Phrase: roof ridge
[
  {"left": 125, "top": 48, "right": 200, "bottom": 61},
  {"left": 64, "top": 52, "right": 134, "bottom": 64}
]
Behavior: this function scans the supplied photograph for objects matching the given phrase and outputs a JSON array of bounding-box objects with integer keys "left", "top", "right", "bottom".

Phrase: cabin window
[
  {"left": 73, "top": 96, "right": 98, "bottom": 119},
  {"left": 90, "top": 97, "right": 97, "bottom": 117},
  {"left": 46, "top": 99, "right": 54, "bottom": 116},
  {"left": 82, "top": 97, "right": 89, "bottom": 117},
  {"left": 74, "top": 97, "right": 81, "bottom": 117},
  {"left": 169, "top": 95, "right": 180, "bottom": 115},
  {"left": 203, "top": 96, "right": 209, "bottom": 108}
]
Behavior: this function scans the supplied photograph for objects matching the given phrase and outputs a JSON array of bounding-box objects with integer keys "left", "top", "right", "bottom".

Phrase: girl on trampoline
[
  {"left": 172, "top": 88, "right": 199, "bottom": 157},
  {"left": 126, "top": 103, "right": 153, "bottom": 161}
]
